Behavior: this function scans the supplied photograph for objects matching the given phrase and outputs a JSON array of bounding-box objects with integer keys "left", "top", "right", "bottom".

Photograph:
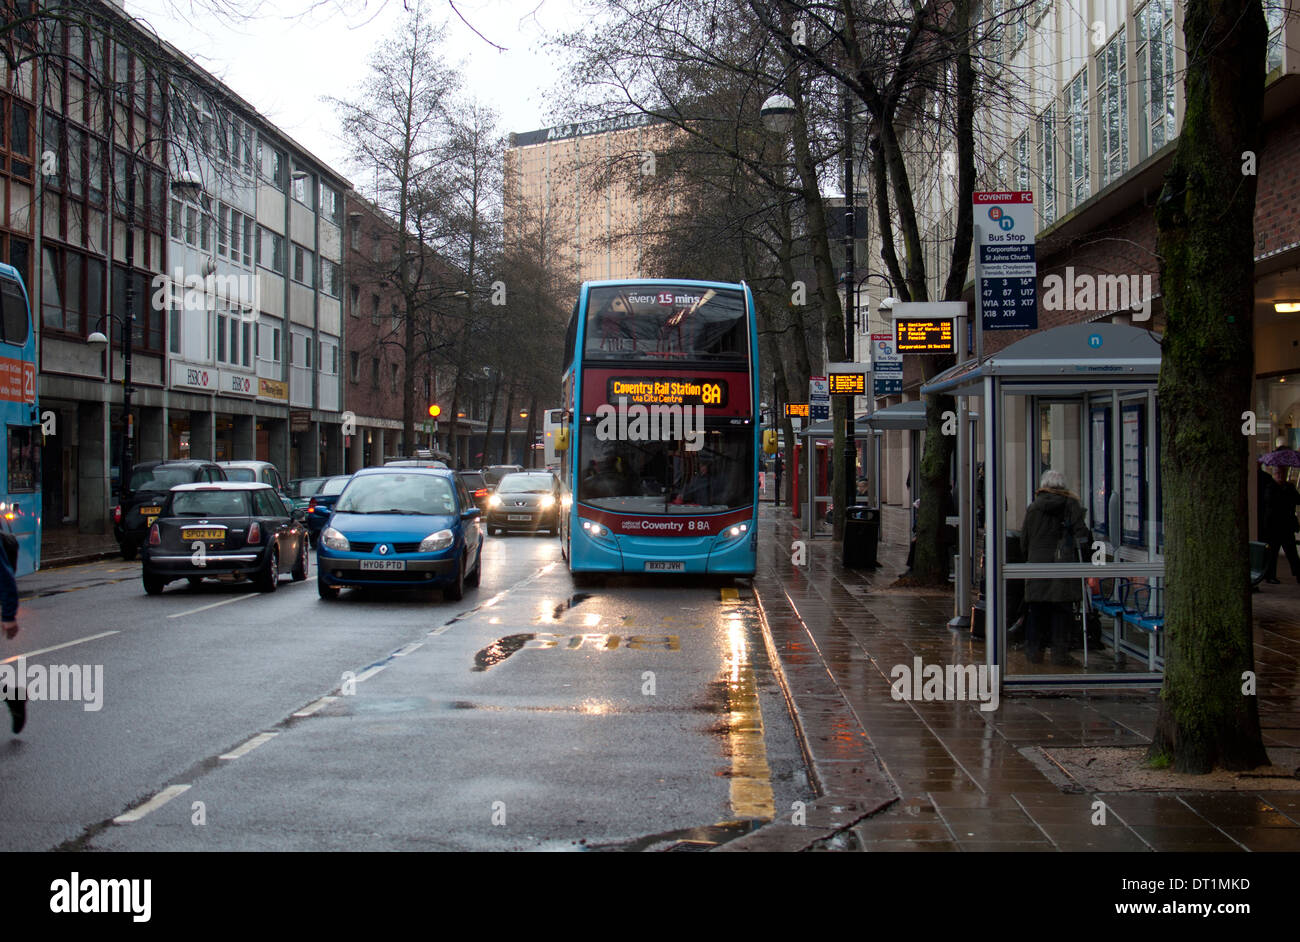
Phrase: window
[
  {"left": 1098, "top": 32, "right": 1128, "bottom": 187},
  {"left": 1066, "top": 69, "right": 1089, "bottom": 209},
  {"left": 1037, "top": 104, "right": 1058, "bottom": 227},
  {"left": 1136, "top": 0, "right": 1176, "bottom": 160},
  {"left": 371, "top": 294, "right": 380, "bottom": 326},
  {"left": 320, "top": 257, "right": 341, "bottom": 297},
  {"left": 258, "top": 227, "right": 285, "bottom": 274},
  {"left": 349, "top": 216, "right": 360, "bottom": 251},
  {"left": 1267, "top": 2, "right": 1286, "bottom": 72},
  {"left": 217, "top": 205, "right": 229, "bottom": 256},
  {"left": 259, "top": 138, "right": 285, "bottom": 189},
  {"left": 291, "top": 172, "right": 310, "bottom": 206},
  {"left": 1013, "top": 130, "right": 1030, "bottom": 192},
  {"left": 349, "top": 283, "right": 360, "bottom": 316},
  {"left": 320, "top": 184, "right": 341, "bottom": 224},
  {"left": 349, "top": 350, "right": 359, "bottom": 382},
  {"left": 304, "top": 335, "right": 313, "bottom": 369},
  {"left": 292, "top": 244, "right": 314, "bottom": 286},
  {"left": 371, "top": 357, "right": 379, "bottom": 388}
]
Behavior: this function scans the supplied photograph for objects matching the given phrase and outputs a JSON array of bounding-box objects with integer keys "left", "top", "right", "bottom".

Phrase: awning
[
  {"left": 921, "top": 323, "right": 1163, "bottom": 397},
  {"left": 861, "top": 399, "right": 928, "bottom": 431}
]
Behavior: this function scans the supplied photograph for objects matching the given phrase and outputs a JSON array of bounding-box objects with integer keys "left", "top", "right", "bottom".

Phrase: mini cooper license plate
[
  {"left": 182, "top": 528, "right": 225, "bottom": 540},
  {"left": 644, "top": 561, "right": 685, "bottom": 572},
  {"left": 360, "top": 559, "right": 406, "bottom": 571}
]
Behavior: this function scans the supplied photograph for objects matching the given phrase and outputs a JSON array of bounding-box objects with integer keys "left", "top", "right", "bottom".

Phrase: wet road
[{"left": 0, "top": 534, "right": 810, "bottom": 851}]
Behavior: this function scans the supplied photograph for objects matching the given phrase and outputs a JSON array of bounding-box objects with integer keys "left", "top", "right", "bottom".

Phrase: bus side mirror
[
  {"left": 762, "top": 430, "right": 778, "bottom": 454},
  {"left": 555, "top": 428, "right": 569, "bottom": 451}
]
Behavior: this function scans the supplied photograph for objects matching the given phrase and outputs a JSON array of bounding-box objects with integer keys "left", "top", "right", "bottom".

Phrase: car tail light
[
  {"left": 474, "top": 488, "right": 487, "bottom": 498},
  {"left": 247, "top": 521, "right": 262, "bottom": 544},
  {"left": 148, "top": 523, "right": 160, "bottom": 546},
  {"left": 308, "top": 497, "right": 317, "bottom": 512},
  {"left": 113, "top": 505, "right": 122, "bottom": 525}
]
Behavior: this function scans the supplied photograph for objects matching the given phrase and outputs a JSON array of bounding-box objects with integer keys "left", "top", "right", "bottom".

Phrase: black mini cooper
[{"left": 140, "top": 482, "right": 309, "bottom": 595}]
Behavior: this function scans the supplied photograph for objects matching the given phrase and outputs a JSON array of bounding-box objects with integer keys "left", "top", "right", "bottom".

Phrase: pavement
[
  {"left": 41, "top": 525, "right": 122, "bottom": 569},
  {"left": 28, "top": 506, "right": 1300, "bottom": 852},
  {"left": 722, "top": 502, "right": 1300, "bottom": 852}
]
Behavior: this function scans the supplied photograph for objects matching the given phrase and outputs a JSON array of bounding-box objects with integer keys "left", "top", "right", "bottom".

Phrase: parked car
[
  {"left": 287, "top": 476, "right": 327, "bottom": 514},
  {"left": 482, "top": 465, "right": 524, "bottom": 490},
  {"left": 219, "top": 460, "right": 290, "bottom": 498},
  {"left": 140, "top": 482, "right": 309, "bottom": 595},
  {"left": 113, "top": 460, "right": 226, "bottom": 560},
  {"left": 316, "top": 467, "right": 482, "bottom": 602},
  {"left": 457, "top": 470, "right": 491, "bottom": 513},
  {"left": 486, "top": 471, "right": 561, "bottom": 536},
  {"left": 305, "top": 474, "right": 353, "bottom": 545}
]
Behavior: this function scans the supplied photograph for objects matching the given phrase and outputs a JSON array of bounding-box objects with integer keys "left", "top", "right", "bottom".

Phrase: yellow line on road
[{"left": 723, "top": 611, "right": 774, "bottom": 821}]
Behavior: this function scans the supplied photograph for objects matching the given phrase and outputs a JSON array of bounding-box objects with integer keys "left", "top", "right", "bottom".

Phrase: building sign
[
  {"left": 784, "top": 403, "right": 810, "bottom": 419},
  {"left": 220, "top": 370, "right": 256, "bottom": 397},
  {"left": 605, "top": 377, "right": 727, "bottom": 408},
  {"left": 171, "top": 361, "right": 216, "bottom": 392},
  {"left": 0, "top": 356, "right": 36, "bottom": 404},
  {"left": 871, "top": 333, "right": 902, "bottom": 395},
  {"left": 511, "top": 114, "right": 667, "bottom": 147},
  {"left": 974, "top": 190, "right": 1037, "bottom": 331},
  {"left": 258, "top": 378, "right": 288, "bottom": 402},
  {"left": 894, "top": 319, "right": 956, "bottom": 354},
  {"left": 809, "top": 376, "right": 829, "bottom": 422},
  {"left": 290, "top": 410, "right": 311, "bottom": 433}
]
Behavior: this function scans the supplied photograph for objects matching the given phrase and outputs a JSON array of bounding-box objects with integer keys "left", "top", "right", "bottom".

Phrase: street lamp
[{"left": 88, "top": 142, "right": 203, "bottom": 504}]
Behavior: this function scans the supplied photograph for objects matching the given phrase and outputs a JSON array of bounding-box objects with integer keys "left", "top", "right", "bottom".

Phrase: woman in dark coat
[{"left": 1018, "top": 469, "right": 1091, "bottom": 665}]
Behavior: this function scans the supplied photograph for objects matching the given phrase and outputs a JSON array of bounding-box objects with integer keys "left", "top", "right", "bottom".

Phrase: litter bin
[{"left": 842, "top": 504, "right": 880, "bottom": 569}]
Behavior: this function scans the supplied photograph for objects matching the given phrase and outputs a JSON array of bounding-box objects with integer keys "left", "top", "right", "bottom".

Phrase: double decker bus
[
  {"left": 0, "top": 263, "right": 41, "bottom": 575},
  {"left": 558, "top": 279, "right": 758, "bottom": 576}
]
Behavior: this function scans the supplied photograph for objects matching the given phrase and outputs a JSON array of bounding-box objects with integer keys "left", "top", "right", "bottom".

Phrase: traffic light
[{"left": 428, "top": 405, "right": 441, "bottom": 418}]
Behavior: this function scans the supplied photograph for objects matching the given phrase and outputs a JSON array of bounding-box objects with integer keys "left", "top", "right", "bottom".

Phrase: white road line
[
  {"left": 113, "top": 784, "right": 192, "bottom": 824},
  {"left": 1, "top": 630, "right": 119, "bottom": 664},
  {"left": 292, "top": 696, "right": 338, "bottom": 717},
  {"left": 167, "top": 593, "right": 256, "bottom": 619},
  {"left": 354, "top": 664, "right": 386, "bottom": 683},
  {"left": 219, "top": 731, "right": 278, "bottom": 760},
  {"left": 392, "top": 641, "right": 423, "bottom": 656},
  {"left": 429, "top": 624, "right": 453, "bottom": 636}
]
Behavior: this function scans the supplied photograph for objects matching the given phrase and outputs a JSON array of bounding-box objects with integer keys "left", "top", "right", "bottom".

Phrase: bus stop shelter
[{"left": 922, "top": 323, "right": 1164, "bottom": 689}]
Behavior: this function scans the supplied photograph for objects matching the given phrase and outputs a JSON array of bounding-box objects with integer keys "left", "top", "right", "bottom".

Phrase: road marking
[
  {"left": 113, "top": 784, "right": 191, "bottom": 824},
  {"left": 724, "top": 615, "right": 774, "bottom": 821},
  {"left": 1, "top": 630, "right": 119, "bottom": 664},
  {"left": 392, "top": 641, "right": 423, "bottom": 656},
  {"left": 429, "top": 624, "right": 453, "bottom": 636},
  {"left": 293, "top": 696, "right": 338, "bottom": 717},
  {"left": 219, "top": 731, "right": 278, "bottom": 760},
  {"left": 720, "top": 587, "right": 739, "bottom": 601},
  {"left": 168, "top": 594, "right": 256, "bottom": 619},
  {"left": 354, "top": 664, "right": 386, "bottom": 682}
]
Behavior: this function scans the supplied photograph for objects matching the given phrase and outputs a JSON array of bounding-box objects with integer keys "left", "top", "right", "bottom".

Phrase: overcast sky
[{"left": 127, "top": 0, "right": 582, "bottom": 186}]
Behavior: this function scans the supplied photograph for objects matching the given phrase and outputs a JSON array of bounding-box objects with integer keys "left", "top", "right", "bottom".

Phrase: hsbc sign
[{"left": 171, "top": 361, "right": 216, "bottom": 393}]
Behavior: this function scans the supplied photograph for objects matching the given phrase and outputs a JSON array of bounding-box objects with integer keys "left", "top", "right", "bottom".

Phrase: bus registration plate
[{"left": 644, "top": 561, "right": 684, "bottom": 572}]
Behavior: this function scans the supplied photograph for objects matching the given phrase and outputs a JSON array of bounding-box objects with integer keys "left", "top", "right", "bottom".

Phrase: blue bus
[
  {"left": 0, "top": 263, "right": 40, "bottom": 575},
  {"left": 558, "top": 279, "right": 759, "bottom": 576}
]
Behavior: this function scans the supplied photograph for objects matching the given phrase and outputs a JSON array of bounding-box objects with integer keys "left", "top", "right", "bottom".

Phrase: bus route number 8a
[{"left": 701, "top": 383, "right": 721, "bottom": 405}]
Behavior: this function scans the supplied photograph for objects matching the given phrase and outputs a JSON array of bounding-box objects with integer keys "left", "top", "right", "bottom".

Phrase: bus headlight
[{"left": 581, "top": 519, "right": 613, "bottom": 541}]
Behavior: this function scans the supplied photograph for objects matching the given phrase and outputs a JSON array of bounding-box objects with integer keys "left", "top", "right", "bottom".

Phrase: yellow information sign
[
  {"left": 828, "top": 373, "right": 865, "bottom": 395},
  {"left": 895, "top": 318, "right": 955, "bottom": 354}
]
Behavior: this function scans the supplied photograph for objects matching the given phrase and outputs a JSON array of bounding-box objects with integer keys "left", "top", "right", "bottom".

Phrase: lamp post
[{"left": 89, "top": 144, "right": 202, "bottom": 506}]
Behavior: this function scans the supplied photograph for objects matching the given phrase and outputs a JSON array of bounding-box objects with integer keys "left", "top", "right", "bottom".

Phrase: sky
[{"left": 126, "top": 0, "right": 584, "bottom": 187}]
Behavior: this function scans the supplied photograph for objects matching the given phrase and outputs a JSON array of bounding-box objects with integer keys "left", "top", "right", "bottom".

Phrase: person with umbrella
[{"left": 1259, "top": 449, "right": 1300, "bottom": 583}]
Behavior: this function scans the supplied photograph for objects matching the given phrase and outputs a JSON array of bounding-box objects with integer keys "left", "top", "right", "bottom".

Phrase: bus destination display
[
  {"left": 895, "top": 318, "right": 955, "bottom": 354},
  {"left": 606, "top": 376, "right": 728, "bottom": 407}
]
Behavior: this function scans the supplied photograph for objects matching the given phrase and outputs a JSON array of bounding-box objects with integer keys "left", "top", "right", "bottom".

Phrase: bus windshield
[
  {"left": 583, "top": 285, "right": 747, "bottom": 362},
  {"left": 577, "top": 426, "right": 753, "bottom": 514}
]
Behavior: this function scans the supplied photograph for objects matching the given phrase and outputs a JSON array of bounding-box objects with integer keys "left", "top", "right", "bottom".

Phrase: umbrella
[{"left": 1258, "top": 449, "right": 1300, "bottom": 467}]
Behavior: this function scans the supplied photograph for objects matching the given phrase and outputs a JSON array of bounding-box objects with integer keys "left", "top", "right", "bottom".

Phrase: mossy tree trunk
[{"left": 1149, "top": 0, "right": 1269, "bottom": 773}]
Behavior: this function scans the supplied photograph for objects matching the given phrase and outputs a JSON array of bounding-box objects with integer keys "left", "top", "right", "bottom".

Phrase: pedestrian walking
[
  {"left": 0, "top": 534, "right": 24, "bottom": 733},
  {"left": 1264, "top": 465, "right": 1300, "bottom": 583},
  {"left": 774, "top": 453, "right": 784, "bottom": 507},
  {"left": 1018, "top": 469, "right": 1091, "bottom": 666}
]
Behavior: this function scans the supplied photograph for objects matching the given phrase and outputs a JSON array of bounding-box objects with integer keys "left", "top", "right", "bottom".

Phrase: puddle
[
  {"left": 472, "top": 633, "right": 535, "bottom": 672},
  {"left": 552, "top": 593, "right": 592, "bottom": 620}
]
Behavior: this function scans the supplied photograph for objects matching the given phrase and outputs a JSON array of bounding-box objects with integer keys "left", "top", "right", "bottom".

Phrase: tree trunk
[
  {"left": 500, "top": 385, "right": 516, "bottom": 465},
  {"left": 525, "top": 395, "right": 539, "bottom": 468},
  {"left": 1148, "top": 0, "right": 1268, "bottom": 773}
]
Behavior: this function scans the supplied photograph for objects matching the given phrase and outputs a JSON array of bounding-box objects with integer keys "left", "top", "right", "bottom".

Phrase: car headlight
[
  {"left": 321, "top": 527, "right": 350, "bottom": 551},
  {"left": 488, "top": 495, "right": 501, "bottom": 509},
  {"left": 420, "top": 529, "right": 455, "bottom": 552},
  {"left": 539, "top": 494, "right": 555, "bottom": 509}
]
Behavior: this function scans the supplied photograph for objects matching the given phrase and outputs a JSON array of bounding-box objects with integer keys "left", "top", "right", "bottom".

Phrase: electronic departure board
[
  {"left": 827, "top": 372, "right": 865, "bottom": 395},
  {"left": 894, "top": 318, "right": 956, "bottom": 354}
]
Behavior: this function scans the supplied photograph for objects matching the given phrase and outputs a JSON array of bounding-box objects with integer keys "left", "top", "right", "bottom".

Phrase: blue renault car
[{"left": 316, "top": 467, "right": 483, "bottom": 601}]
